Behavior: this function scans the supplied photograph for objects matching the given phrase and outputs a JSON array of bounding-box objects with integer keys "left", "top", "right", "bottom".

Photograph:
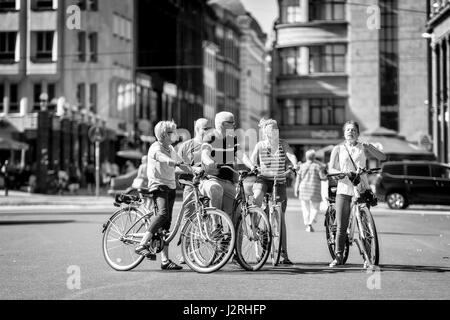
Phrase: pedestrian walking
[
  {"left": 294, "top": 150, "right": 327, "bottom": 232},
  {"left": 1, "top": 160, "right": 9, "bottom": 196}
]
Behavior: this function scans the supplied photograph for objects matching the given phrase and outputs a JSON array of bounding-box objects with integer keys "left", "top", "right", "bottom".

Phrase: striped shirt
[
  {"left": 298, "top": 161, "right": 323, "bottom": 202},
  {"left": 252, "top": 140, "right": 289, "bottom": 182}
]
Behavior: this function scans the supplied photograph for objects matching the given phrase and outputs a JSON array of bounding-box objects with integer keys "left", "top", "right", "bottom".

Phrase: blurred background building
[
  {"left": 427, "top": 0, "right": 450, "bottom": 164},
  {"left": 271, "top": 0, "right": 429, "bottom": 161},
  {"left": 0, "top": 0, "right": 135, "bottom": 192}
]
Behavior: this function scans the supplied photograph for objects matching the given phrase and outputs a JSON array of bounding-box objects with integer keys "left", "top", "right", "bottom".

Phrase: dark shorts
[{"left": 253, "top": 177, "right": 288, "bottom": 213}]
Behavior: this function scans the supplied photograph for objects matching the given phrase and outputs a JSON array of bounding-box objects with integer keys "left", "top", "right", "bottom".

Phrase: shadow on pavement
[
  {"left": 379, "top": 232, "right": 443, "bottom": 237},
  {"left": 0, "top": 220, "right": 75, "bottom": 226},
  {"left": 377, "top": 264, "right": 450, "bottom": 273}
]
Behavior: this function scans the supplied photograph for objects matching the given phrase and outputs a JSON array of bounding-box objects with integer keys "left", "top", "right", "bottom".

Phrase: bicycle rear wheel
[
  {"left": 181, "top": 209, "right": 235, "bottom": 273},
  {"left": 359, "top": 206, "right": 379, "bottom": 266},
  {"left": 102, "top": 207, "right": 149, "bottom": 271},
  {"left": 324, "top": 204, "right": 349, "bottom": 264},
  {"left": 234, "top": 206, "right": 271, "bottom": 271},
  {"left": 269, "top": 206, "right": 282, "bottom": 266}
]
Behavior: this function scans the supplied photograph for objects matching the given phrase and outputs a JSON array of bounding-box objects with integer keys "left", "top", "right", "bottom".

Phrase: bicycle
[
  {"left": 101, "top": 166, "right": 236, "bottom": 274},
  {"left": 262, "top": 167, "right": 296, "bottom": 266},
  {"left": 325, "top": 168, "right": 381, "bottom": 268},
  {"left": 220, "top": 165, "right": 272, "bottom": 271}
]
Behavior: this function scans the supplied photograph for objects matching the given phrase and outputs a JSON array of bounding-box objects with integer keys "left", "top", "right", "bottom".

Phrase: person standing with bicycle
[
  {"left": 328, "top": 121, "right": 386, "bottom": 267},
  {"left": 200, "top": 112, "right": 254, "bottom": 224},
  {"left": 250, "top": 118, "right": 299, "bottom": 265},
  {"left": 134, "top": 120, "right": 191, "bottom": 271}
]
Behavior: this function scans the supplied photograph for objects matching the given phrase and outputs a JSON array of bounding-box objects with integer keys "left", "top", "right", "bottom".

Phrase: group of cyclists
[{"left": 133, "top": 111, "right": 387, "bottom": 271}]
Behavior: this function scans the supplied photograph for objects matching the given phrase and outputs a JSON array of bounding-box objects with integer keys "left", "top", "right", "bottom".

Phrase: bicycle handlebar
[{"left": 327, "top": 167, "right": 381, "bottom": 180}]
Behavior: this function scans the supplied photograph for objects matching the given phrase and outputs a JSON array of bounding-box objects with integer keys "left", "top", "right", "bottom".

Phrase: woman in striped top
[{"left": 250, "top": 119, "right": 299, "bottom": 265}]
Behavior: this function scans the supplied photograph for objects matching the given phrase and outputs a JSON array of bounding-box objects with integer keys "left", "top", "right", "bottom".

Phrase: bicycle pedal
[{"left": 145, "top": 252, "right": 157, "bottom": 260}]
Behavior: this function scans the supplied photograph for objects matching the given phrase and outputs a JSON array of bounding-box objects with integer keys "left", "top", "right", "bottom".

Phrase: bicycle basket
[{"left": 356, "top": 190, "right": 378, "bottom": 207}]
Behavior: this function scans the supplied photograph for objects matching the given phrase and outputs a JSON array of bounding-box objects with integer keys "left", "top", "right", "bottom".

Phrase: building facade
[
  {"left": 427, "top": 0, "right": 450, "bottom": 164},
  {"left": 0, "top": 0, "right": 135, "bottom": 192},
  {"left": 271, "top": 0, "right": 428, "bottom": 160},
  {"left": 137, "top": 0, "right": 209, "bottom": 135},
  {"left": 238, "top": 12, "right": 268, "bottom": 131}
]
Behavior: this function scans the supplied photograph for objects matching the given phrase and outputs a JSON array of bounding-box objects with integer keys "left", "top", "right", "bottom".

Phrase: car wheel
[{"left": 386, "top": 192, "right": 408, "bottom": 210}]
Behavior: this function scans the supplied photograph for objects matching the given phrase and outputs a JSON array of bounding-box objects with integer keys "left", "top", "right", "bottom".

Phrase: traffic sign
[{"left": 88, "top": 126, "right": 106, "bottom": 143}]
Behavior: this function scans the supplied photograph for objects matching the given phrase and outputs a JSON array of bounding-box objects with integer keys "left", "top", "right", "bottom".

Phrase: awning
[
  {"left": 0, "top": 137, "right": 29, "bottom": 151},
  {"left": 359, "top": 135, "right": 434, "bottom": 156},
  {"left": 117, "top": 149, "right": 143, "bottom": 160}
]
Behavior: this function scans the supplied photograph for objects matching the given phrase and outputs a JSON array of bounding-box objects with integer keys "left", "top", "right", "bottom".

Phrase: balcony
[{"left": 429, "top": 0, "right": 450, "bottom": 23}]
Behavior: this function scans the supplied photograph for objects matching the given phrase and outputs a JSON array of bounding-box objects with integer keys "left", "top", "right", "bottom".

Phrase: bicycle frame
[
  {"left": 342, "top": 173, "right": 376, "bottom": 264},
  {"left": 113, "top": 174, "right": 215, "bottom": 246}
]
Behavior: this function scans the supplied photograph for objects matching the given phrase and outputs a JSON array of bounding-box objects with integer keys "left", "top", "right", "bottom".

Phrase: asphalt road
[{"left": 1, "top": 195, "right": 450, "bottom": 300}]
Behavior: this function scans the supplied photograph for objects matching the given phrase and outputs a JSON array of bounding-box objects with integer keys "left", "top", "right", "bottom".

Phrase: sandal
[{"left": 161, "top": 260, "right": 183, "bottom": 270}]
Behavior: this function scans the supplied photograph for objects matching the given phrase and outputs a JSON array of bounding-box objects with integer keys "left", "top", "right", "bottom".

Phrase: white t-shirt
[
  {"left": 147, "top": 142, "right": 179, "bottom": 190},
  {"left": 336, "top": 143, "right": 367, "bottom": 196}
]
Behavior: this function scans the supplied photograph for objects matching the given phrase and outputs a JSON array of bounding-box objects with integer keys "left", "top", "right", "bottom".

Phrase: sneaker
[
  {"left": 309, "top": 225, "right": 315, "bottom": 233},
  {"left": 161, "top": 259, "right": 183, "bottom": 270},
  {"left": 305, "top": 225, "right": 311, "bottom": 232},
  {"left": 329, "top": 253, "right": 344, "bottom": 268}
]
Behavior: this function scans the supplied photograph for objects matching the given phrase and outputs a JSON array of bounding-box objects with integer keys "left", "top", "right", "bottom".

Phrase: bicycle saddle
[{"left": 136, "top": 188, "right": 153, "bottom": 195}]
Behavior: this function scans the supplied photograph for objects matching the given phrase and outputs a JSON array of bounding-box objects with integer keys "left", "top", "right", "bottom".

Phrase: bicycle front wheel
[
  {"left": 234, "top": 206, "right": 271, "bottom": 271},
  {"left": 359, "top": 206, "right": 379, "bottom": 265},
  {"left": 269, "top": 206, "right": 282, "bottom": 266},
  {"left": 324, "top": 204, "right": 349, "bottom": 264},
  {"left": 181, "top": 209, "right": 235, "bottom": 274},
  {"left": 102, "top": 207, "right": 149, "bottom": 271}
]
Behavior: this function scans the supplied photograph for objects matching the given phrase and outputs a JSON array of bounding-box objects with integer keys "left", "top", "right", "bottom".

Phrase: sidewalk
[{"left": 0, "top": 189, "right": 113, "bottom": 210}]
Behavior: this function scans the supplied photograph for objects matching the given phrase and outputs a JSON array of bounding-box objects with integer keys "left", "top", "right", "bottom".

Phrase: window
[
  {"left": 9, "top": 83, "right": 18, "bottom": 113},
  {"left": 33, "top": 31, "right": 53, "bottom": 62},
  {"left": 379, "top": 0, "right": 399, "bottom": 131},
  {"left": 33, "top": 83, "right": 42, "bottom": 111},
  {"left": 76, "top": 83, "right": 85, "bottom": 109},
  {"left": 77, "top": 0, "right": 86, "bottom": 10},
  {"left": 31, "top": 0, "right": 54, "bottom": 11},
  {"left": 383, "top": 164, "right": 403, "bottom": 176},
  {"left": 309, "top": 98, "right": 346, "bottom": 125},
  {"left": 88, "top": 32, "right": 98, "bottom": 62},
  {"left": 279, "top": 47, "right": 305, "bottom": 75},
  {"left": 431, "top": 165, "right": 450, "bottom": 179},
  {"left": 0, "top": 84, "right": 4, "bottom": 113},
  {"left": 0, "top": 32, "right": 17, "bottom": 62},
  {"left": 89, "top": 83, "right": 97, "bottom": 113},
  {"left": 281, "top": 99, "right": 295, "bottom": 125},
  {"left": 0, "top": 0, "right": 17, "bottom": 11},
  {"left": 88, "top": 0, "right": 98, "bottom": 11},
  {"left": 309, "top": 44, "right": 346, "bottom": 73},
  {"left": 309, "top": 0, "right": 346, "bottom": 21},
  {"left": 281, "top": 0, "right": 302, "bottom": 23},
  {"left": 406, "top": 165, "right": 430, "bottom": 177},
  {"left": 77, "top": 31, "right": 86, "bottom": 62}
]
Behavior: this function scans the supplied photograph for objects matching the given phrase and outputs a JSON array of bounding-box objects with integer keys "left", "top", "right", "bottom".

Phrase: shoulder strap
[{"left": 343, "top": 144, "right": 358, "bottom": 171}]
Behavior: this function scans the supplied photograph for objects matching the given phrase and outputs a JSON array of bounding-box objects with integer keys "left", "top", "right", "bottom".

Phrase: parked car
[{"left": 375, "top": 161, "right": 450, "bottom": 209}]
